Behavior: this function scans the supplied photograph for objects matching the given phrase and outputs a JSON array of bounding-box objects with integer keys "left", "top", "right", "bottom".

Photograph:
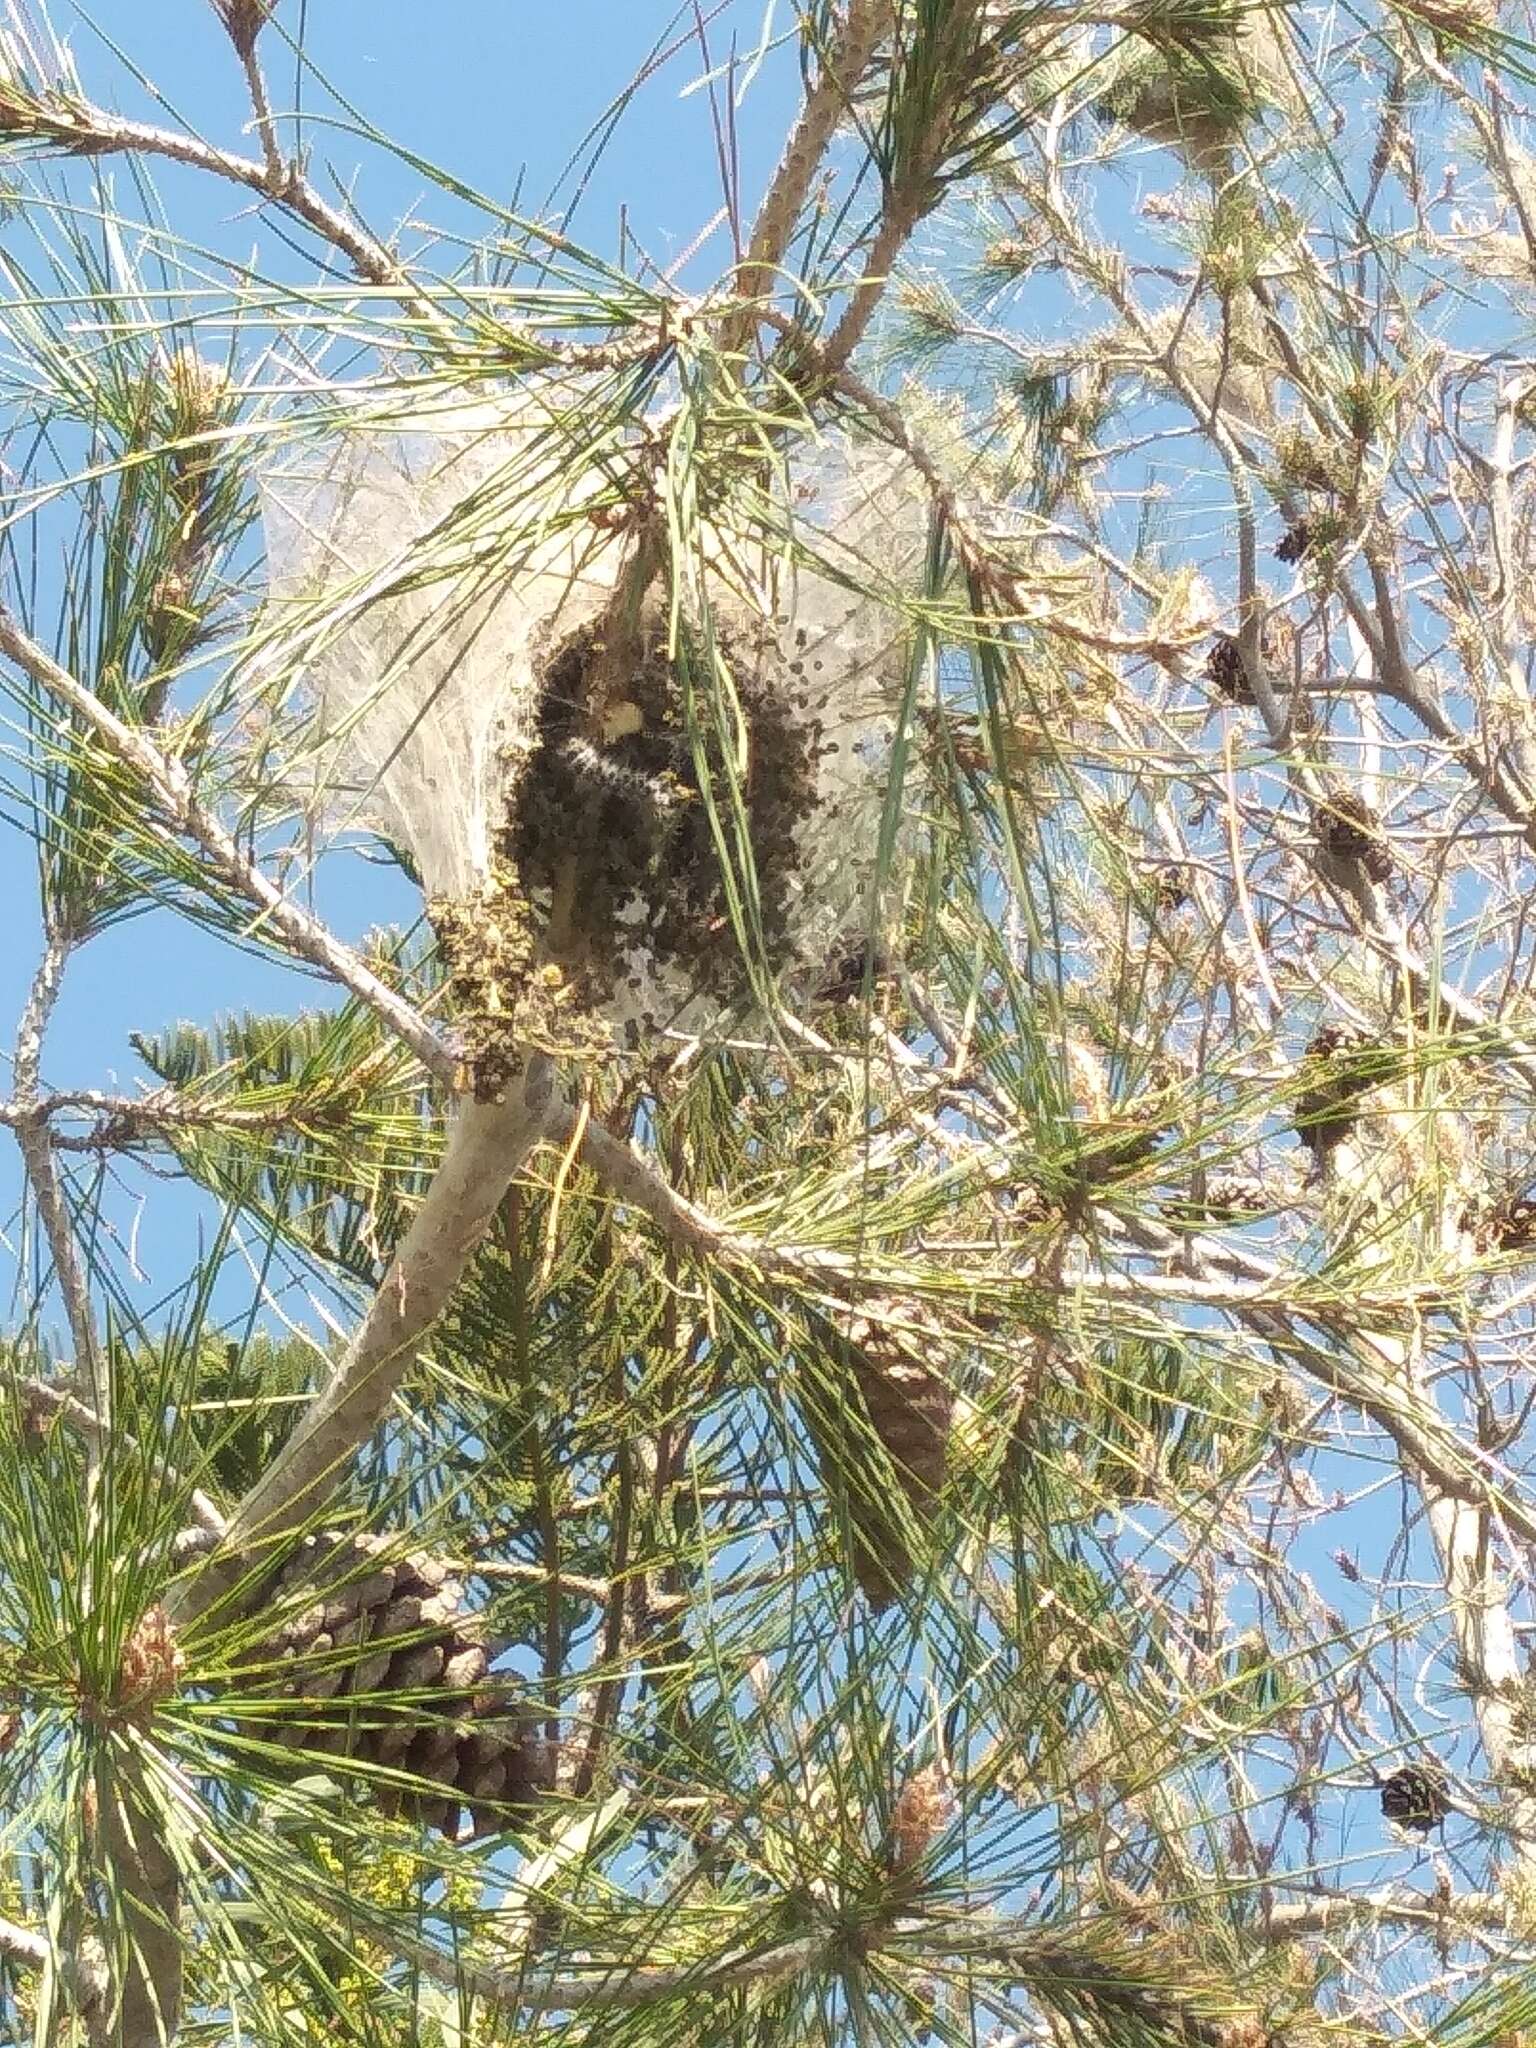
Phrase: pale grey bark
[{"left": 172, "top": 1058, "right": 558, "bottom": 1625}]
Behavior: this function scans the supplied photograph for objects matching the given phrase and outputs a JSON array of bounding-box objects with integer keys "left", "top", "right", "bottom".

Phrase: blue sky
[{"left": 0, "top": 0, "right": 801, "bottom": 1320}]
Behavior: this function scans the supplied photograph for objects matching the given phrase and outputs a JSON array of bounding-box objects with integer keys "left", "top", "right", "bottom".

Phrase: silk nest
[{"left": 258, "top": 383, "right": 928, "bottom": 1055}]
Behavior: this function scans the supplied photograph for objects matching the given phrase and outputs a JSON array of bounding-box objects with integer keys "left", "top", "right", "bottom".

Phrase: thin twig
[
  {"left": 31, "top": 100, "right": 403, "bottom": 284},
  {"left": 232, "top": 37, "right": 284, "bottom": 187},
  {"left": 18, "top": 1378, "right": 226, "bottom": 1537}
]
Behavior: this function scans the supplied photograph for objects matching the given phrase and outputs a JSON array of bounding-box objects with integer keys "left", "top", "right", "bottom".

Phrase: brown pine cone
[
  {"left": 1204, "top": 634, "right": 1250, "bottom": 704},
  {"left": 1274, "top": 518, "right": 1314, "bottom": 564},
  {"left": 801, "top": 1302, "right": 954, "bottom": 1610},
  {"left": 1294, "top": 1024, "right": 1374, "bottom": 1158},
  {"left": 1167, "top": 1172, "right": 1272, "bottom": 1225},
  {"left": 235, "top": 1532, "right": 546, "bottom": 1837},
  {"left": 1467, "top": 1191, "right": 1536, "bottom": 1253}
]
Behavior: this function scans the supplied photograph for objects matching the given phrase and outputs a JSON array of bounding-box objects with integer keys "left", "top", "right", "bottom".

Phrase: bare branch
[{"left": 0, "top": 1915, "right": 48, "bottom": 1971}]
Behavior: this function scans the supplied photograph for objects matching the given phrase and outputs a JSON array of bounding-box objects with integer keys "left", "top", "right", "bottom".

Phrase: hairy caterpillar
[{"left": 557, "top": 735, "right": 688, "bottom": 813}]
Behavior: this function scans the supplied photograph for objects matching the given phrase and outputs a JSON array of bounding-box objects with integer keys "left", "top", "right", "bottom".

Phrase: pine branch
[
  {"left": 0, "top": 1915, "right": 48, "bottom": 1970},
  {"left": 212, "top": 0, "right": 284, "bottom": 187},
  {"left": 0, "top": 91, "right": 401, "bottom": 282},
  {"left": 1027, "top": 194, "right": 1536, "bottom": 1093},
  {"left": 382, "top": 1911, "right": 1264, "bottom": 2038},
  {"left": 724, "top": 0, "right": 894, "bottom": 355},
  {"left": 2, "top": 1918, "right": 111, "bottom": 2046},
  {"left": 0, "top": 609, "right": 456, "bottom": 1085},
  {"left": 817, "top": 0, "right": 992, "bottom": 376},
  {"left": 1258, "top": 1890, "right": 1509, "bottom": 1940},
  {"left": 0, "top": 66, "right": 678, "bottom": 377},
  {"left": 1121, "top": 1212, "right": 1536, "bottom": 1549},
  {"left": 19, "top": 1379, "right": 226, "bottom": 1537},
  {"left": 171, "top": 1059, "right": 559, "bottom": 1621},
  {"left": 13, "top": 937, "right": 98, "bottom": 1397},
  {"left": 576, "top": 1112, "right": 864, "bottom": 1286},
  {"left": 103, "top": 1772, "right": 181, "bottom": 2048},
  {"left": 390, "top": 1922, "right": 824, "bottom": 2015}
]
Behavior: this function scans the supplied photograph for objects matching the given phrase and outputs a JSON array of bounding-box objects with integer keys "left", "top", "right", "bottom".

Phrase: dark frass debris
[
  {"left": 424, "top": 603, "right": 843, "bottom": 1088},
  {"left": 499, "top": 607, "right": 827, "bottom": 1044}
]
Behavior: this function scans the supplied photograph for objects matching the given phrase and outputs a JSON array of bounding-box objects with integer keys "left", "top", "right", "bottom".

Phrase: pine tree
[{"left": 1, "top": 1, "right": 1535, "bottom": 2044}]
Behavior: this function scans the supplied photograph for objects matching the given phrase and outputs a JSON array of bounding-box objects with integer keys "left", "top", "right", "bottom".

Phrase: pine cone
[
  {"left": 1167, "top": 1172, "right": 1271, "bottom": 1225},
  {"left": 803, "top": 1303, "right": 954, "bottom": 1609},
  {"left": 1274, "top": 518, "right": 1314, "bottom": 565},
  {"left": 1379, "top": 1762, "right": 1450, "bottom": 1833},
  {"left": 1152, "top": 866, "right": 1191, "bottom": 912},
  {"left": 1294, "top": 1024, "right": 1373, "bottom": 1159},
  {"left": 1473, "top": 1192, "right": 1536, "bottom": 1253},
  {"left": 1315, "top": 791, "right": 1393, "bottom": 884},
  {"left": 236, "top": 1532, "right": 547, "bottom": 1837},
  {"left": 1204, "top": 633, "right": 1250, "bottom": 704},
  {"left": 116, "top": 1605, "right": 185, "bottom": 1721}
]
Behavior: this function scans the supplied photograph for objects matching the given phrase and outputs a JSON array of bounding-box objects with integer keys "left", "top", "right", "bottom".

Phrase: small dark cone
[
  {"left": 235, "top": 1532, "right": 546, "bottom": 1837},
  {"left": 1169, "top": 1172, "right": 1271, "bottom": 1225},
  {"left": 1473, "top": 1192, "right": 1536, "bottom": 1253},
  {"left": 1204, "top": 633, "right": 1251, "bottom": 705},
  {"left": 1315, "top": 791, "right": 1393, "bottom": 884},
  {"left": 1294, "top": 1024, "right": 1374, "bottom": 1160},
  {"left": 849, "top": 1312, "right": 953, "bottom": 1608},
  {"left": 1274, "top": 518, "right": 1314, "bottom": 565},
  {"left": 1152, "top": 867, "right": 1191, "bottom": 913},
  {"left": 1076, "top": 1105, "right": 1168, "bottom": 1188},
  {"left": 1379, "top": 1762, "right": 1450, "bottom": 1834}
]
